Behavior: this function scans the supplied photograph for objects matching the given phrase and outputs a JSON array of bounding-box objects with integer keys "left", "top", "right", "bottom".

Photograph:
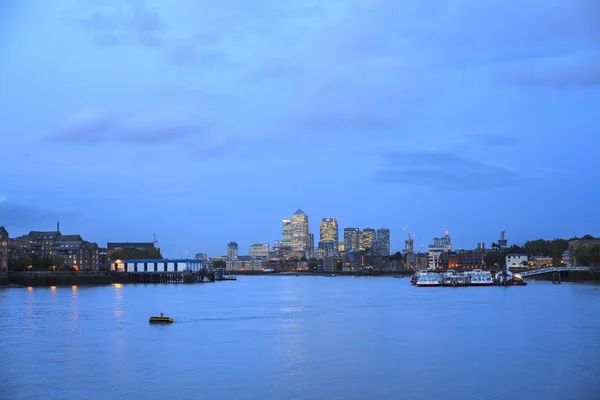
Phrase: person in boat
[{"left": 160, "top": 313, "right": 164, "bottom": 318}]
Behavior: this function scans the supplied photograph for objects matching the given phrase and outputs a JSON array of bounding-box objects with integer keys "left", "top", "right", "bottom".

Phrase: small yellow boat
[{"left": 149, "top": 313, "right": 173, "bottom": 323}]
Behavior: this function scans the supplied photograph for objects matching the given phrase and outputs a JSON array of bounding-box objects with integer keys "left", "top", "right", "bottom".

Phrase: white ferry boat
[{"left": 416, "top": 274, "right": 442, "bottom": 287}]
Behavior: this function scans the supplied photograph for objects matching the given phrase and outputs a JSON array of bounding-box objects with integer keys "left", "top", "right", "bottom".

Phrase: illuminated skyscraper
[
  {"left": 319, "top": 218, "right": 338, "bottom": 243},
  {"left": 344, "top": 228, "right": 361, "bottom": 253},
  {"left": 282, "top": 220, "right": 292, "bottom": 248},
  {"left": 249, "top": 243, "right": 269, "bottom": 258},
  {"left": 375, "top": 228, "right": 390, "bottom": 256},
  {"left": 319, "top": 218, "right": 339, "bottom": 256},
  {"left": 309, "top": 233, "right": 314, "bottom": 257},
  {"left": 363, "top": 228, "right": 376, "bottom": 251},
  {"left": 227, "top": 241, "right": 238, "bottom": 260},
  {"left": 291, "top": 209, "right": 309, "bottom": 253}
]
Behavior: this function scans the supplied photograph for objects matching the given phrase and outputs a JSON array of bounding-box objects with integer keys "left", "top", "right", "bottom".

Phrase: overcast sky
[{"left": 1, "top": 0, "right": 599, "bottom": 257}]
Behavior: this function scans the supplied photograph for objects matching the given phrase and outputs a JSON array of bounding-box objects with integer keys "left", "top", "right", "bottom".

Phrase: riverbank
[
  {"left": 233, "top": 270, "right": 415, "bottom": 277},
  {"left": 8, "top": 271, "right": 112, "bottom": 287}
]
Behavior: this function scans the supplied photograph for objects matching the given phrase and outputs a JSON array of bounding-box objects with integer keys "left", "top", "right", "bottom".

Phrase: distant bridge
[{"left": 519, "top": 266, "right": 590, "bottom": 277}]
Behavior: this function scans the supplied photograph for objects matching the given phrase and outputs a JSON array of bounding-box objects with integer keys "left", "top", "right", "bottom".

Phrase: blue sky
[{"left": 1, "top": 0, "right": 599, "bottom": 257}]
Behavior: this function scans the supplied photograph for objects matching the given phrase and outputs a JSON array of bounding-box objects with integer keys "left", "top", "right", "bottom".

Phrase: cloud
[
  {"left": 288, "top": 77, "right": 423, "bottom": 132},
  {"left": 249, "top": 59, "right": 305, "bottom": 81},
  {"left": 326, "top": 0, "right": 599, "bottom": 68},
  {"left": 54, "top": 108, "right": 115, "bottom": 143},
  {"left": 169, "top": 47, "right": 233, "bottom": 68},
  {"left": 494, "top": 52, "right": 600, "bottom": 90},
  {"left": 0, "top": 200, "right": 81, "bottom": 230},
  {"left": 52, "top": 109, "right": 208, "bottom": 144},
  {"left": 77, "top": 1, "right": 168, "bottom": 48},
  {"left": 373, "top": 149, "right": 529, "bottom": 191}
]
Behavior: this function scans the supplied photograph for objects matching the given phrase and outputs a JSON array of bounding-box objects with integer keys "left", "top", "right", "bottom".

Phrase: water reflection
[
  {"left": 2, "top": 279, "right": 600, "bottom": 400},
  {"left": 71, "top": 285, "right": 79, "bottom": 324}
]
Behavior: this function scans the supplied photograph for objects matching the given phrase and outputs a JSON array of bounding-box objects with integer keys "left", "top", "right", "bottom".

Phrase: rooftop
[{"left": 107, "top": 242, "right": 156, "bottom": 249}]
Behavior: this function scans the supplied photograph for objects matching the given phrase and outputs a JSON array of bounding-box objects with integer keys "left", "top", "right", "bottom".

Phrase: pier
[{"left": 121, "top": 270, "right": 215, "bottom": 284}]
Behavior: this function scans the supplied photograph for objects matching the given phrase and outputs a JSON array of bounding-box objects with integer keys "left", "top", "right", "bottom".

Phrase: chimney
[{"left": 57, "top": 221, "right": 60, "bottom": 233}]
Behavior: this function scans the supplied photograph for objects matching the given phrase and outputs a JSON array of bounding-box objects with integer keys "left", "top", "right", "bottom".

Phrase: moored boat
[
  {"left": 410, "top": 270, "right": 428, "bottom": 285},
  {"left": 416, "top": 273, "right": 442, "bottom": 287}
]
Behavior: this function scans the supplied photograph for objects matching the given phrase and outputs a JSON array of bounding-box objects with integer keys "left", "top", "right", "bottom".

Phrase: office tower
[
  {"left": 498, "top": 228, "right": 508, "bottom": 248},
  {"left": 477, "top": 242, "right": 485, "bottom": 250},
  {"left": 291, "top": 209, "right": 309, "bottom": 253},
  {"left": 319, "top": 218, "right": 339, "bottom": 256},
  {"left": 344, "top": 228, "right": 361, "bottom": 253},
  {"left": 249, "top": 243, "right": 269, "bottom": 258},
  {"left": 428, "top": 231, "right": 450, "bottom": 269},
  {"left": 309, "top": 233, "right": 314, "bottom": 257},
  {"left": 363, "top": 228, "right": 376, "bottom": 251},
  {"left": 433, "top": 231, "right": 451, "bottom": 250},
  {"left": 227, "top": 241, "right": 238, "bottom": 260},
  {"left": 376, "top": 228, "right": 390, "bottom": 256},
  {"left": 282, "top": 220, "right": 292, "bottom": 248}
]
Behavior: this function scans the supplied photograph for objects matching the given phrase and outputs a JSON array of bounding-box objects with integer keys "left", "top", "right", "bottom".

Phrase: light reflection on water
[{"left": 1, "top": 278, "right": 600, "bottom": 400}]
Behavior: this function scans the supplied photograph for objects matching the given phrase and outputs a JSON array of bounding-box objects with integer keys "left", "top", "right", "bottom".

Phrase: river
[{"left": 1, "top": 276, "right": 599, "bottom": 400}]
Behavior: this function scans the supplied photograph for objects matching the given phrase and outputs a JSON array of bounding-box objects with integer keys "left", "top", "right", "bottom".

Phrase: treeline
[
  {"left": 9, "top": 255, "right": 76, "bottom": 272},
  {"left": 485, "top": 235, "right": 597, "bottom": 267},
  {"left": 108, "top": 248, "right": 163, "bottom": 260},
  {"left": 572, "top": 245, "right": 600, "bottom": 267}
]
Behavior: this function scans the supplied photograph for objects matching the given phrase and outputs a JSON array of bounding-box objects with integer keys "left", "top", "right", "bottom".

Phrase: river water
[{"left": 1, "top": 277, "right": 599, "bottom": 400}]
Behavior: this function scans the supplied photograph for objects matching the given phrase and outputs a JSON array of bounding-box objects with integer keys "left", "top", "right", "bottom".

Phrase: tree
[
  {"left": 30, "top": 254, "right": 40, "bottom": 270},
  {"left": 49, "top": 255, "right": 65, "bottom": 270},
  {"left": 581, "top": 234, "right": 596, "bottom": 241},
  {"left": 574, "top": 246, "right": 590, "bottom": 266},
  {"left": 484, "top": 251, "right": 504, "bottom": 267},
  {"left": 389, "top": 252, "right": 403, "bottom": 261},
  {"left": 8, "top": 255, "right": 31, "bottom": 271},
  {"left": 575, "top": 244, "right": 600, "bottom": 266},
  {"left": 39, "top": 257, "right": 53, "bottom": 271}
]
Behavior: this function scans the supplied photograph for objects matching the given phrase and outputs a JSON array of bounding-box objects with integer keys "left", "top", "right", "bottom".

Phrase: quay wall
[
  {"left": 525, "top": 270, "right": 600, "bottom": 283},
  {"left": 9, "top": 271, "right": 111, "bottom": 287},
  {"left": 0, "top": 273, "right": 8, "bottom": 286}
]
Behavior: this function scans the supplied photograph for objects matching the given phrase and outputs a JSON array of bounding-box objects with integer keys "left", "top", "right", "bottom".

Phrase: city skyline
[{"left": 1, "top": 1, "right": 599, "bottom": 257}]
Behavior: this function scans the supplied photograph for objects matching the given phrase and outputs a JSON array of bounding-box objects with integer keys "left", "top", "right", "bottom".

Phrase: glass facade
[
  {"left": 227, "top": 241, "right": 238, "bottom": 260},
  {"left": 282, "top": 220, "right": 292, "bottom": 248},
  {"left": 291, "top": 209, "right": 309, "bottom": 253},
  {"left": 376, "top": 228, "right": 390, "bottom": 256},
  {"left": 362, "top": 228, "right": 376, "bottom": 251},
  {"left": 344, "top": 228, "right": 361, "bottom": 253}
]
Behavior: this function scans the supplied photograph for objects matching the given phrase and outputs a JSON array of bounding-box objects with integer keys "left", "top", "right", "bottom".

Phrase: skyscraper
[
  {"left": 309, "top": 233, "right": 314, "bottom": 257},
  {"left": 376, "top": 228, "right": 390, "bottom": 256},
  {"left": 344, "top": 228, "right": 361, "bottom": 253},
  {"left": 363, "top": 228, "right": 376, "bottom": 251},
  {"left": 227, "top": 241, "right": 238, "bottom": 260},
  {"left": 319, "top": 218, "right": 339, "bottom": 256},
  {"left": 249, "top": 243, "right": 269, "bottom": 258},
  {"left": 282, "top": 220, "right": 292, "bottom": 248},
  {"left": 291, "top": 209, "right": 309, "bottom": 253}
]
